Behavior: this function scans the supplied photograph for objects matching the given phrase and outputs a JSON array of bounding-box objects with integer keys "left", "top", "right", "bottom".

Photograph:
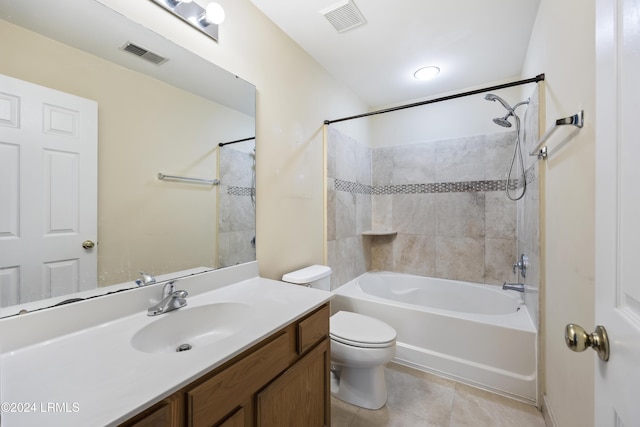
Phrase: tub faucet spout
[{"left": 502, "top": 282, "right": 525, "bottom": 292}]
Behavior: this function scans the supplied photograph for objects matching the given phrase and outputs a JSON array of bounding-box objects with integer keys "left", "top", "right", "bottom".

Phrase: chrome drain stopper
[{"left": 176, "top": 343, "right": 192, "bottom": 352}]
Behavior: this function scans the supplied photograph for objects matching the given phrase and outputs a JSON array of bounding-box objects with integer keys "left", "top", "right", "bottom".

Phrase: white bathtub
[{"left": 332, "top": 271, "right": 537, "bottom": 403}]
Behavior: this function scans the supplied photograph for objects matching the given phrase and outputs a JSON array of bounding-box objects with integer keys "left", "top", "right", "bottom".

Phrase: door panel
[
  {"left": 595, "top": 0, "right": 640, "bottom": 425},
  {"left": 0, "top": 142, "right": 19, "bottom": 238},
  {"left": 0, "top": 74, "right": 97, "bottom": 307},
  {"left": 44, "top": 150, "right": 79, "bottom": 234}
]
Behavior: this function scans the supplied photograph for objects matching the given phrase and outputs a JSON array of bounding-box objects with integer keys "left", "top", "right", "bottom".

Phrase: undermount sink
[{"left": 131, "top": 302, "right": 254, "bottom": 354}]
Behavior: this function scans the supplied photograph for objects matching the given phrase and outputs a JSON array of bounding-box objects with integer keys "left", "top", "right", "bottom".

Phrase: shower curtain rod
[
  {"left": 323, "top": 73, "right": 545, "bottom": 125},
  {"left": 219, "top": 136, "right": 255, "bottom": 147}
]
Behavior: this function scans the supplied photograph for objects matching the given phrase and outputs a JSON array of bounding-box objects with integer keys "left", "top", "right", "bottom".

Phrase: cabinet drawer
[
  {"left": 296, "top": 304, "right": 329, "bottom": 355},
  {"left": 188, "top": 332, "right": 290, "bottom": 427}
]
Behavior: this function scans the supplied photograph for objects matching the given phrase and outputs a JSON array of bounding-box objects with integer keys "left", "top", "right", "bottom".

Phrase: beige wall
[
  {"left": 0, "top": 20, "right": 253, "bottom": 285},
  {"left": 522, "top": 0, "right": 596, "bottom": 425},
  {"left": 95, "top": 0, "right": 371, "bottom": 281}
]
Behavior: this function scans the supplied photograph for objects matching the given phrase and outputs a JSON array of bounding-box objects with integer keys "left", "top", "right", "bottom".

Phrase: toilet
[{"left": 282, "top": 265, "right": 397, "bottom": 410}]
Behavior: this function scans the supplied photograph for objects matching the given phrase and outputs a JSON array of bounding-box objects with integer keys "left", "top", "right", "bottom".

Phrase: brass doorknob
[
  {"left": 82, "top": 240, "right": 95, "bottom": 249},
  {"left": 565, "top": 323, "right": 609, "bottom": 361}
]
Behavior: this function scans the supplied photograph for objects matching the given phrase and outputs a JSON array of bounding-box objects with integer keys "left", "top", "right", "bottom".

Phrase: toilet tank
[{"left": 281, "top": 265, "right": 332, "bottom": 291}]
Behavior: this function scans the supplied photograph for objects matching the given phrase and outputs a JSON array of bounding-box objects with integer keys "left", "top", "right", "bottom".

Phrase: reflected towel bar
[
  {"left": 157, "top": 173, "right": 220, "bottom": 185},
  {"left": 219, "top": 136, "right": 255, "bottom": 147},
  {"left": 530, "top": 110, "right": 584, "bottom": 159}
]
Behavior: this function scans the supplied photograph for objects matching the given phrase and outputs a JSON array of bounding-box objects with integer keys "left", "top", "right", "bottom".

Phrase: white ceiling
[{"left": 249, "top": 0, "right": 541, "bottom": 107}]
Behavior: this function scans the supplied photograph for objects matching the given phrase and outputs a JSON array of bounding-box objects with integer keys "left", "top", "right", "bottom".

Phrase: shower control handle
[
  {"left": 564, "top": 323, "right": 610, "bottom": 361},
  {"left": 512, "top": 253, "right": 527, "bottom": 278}
]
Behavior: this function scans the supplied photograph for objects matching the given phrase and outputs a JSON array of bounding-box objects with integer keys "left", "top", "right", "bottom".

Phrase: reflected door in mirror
[{"left": 0, "top": 74, "right": 98, "bottom": 307}]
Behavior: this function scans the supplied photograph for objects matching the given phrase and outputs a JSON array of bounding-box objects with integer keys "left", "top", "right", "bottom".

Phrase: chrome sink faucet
[
  {"left": 502, "top": 282, "right": 525, "bottom": 293},
  {"left": 136, "top": 271, "right": 156, "bottom": 287},
  {"left": 147, "top": 280, "right": 188, "bottom": 316}
]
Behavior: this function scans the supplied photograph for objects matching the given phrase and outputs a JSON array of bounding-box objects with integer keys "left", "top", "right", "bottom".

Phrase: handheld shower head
[
  {"left": 484, "top": 94, "right": 530, "bottom": 128},
  {"left": 484, "top": 93, "right": 531, "bottom": 201},
  {"left": 484, "top": 93, "right": 514, "bottom": 112},
  {"left": 493, "top": 114, "right": 513, "bottom": 128}
]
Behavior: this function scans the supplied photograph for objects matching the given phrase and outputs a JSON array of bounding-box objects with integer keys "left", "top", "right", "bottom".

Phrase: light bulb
[{"left": 205, "top": 2, "right": 225, "bottom": 24}]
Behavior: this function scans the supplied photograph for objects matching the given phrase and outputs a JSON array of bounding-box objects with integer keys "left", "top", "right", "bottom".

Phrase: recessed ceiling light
[{"left": 414, "top": 66, "right": 440, "bottom": 81}]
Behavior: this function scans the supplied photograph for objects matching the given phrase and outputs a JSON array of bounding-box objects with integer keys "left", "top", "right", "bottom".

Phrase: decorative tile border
[
  {"left": 333, "top": 166, "right": 537, "bottom": 196},
  {"left": 227, "top": 186, "right": 255, "bottom": 196},
  {"left": 525, "top": 163, "right": 536, "bottom": 185},
  {"left": 372, "top": 180, "right": 514, "bottom": 194},
  {"left": 334, "top": 179, "right": 372, "bottom": 194}
]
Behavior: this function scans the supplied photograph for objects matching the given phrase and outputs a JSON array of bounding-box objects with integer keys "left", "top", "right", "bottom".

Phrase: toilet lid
[{"left": 330, "top": 311, "right": 396, "bottom": 348}]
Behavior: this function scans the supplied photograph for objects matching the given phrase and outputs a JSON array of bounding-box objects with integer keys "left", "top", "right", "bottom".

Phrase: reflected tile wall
[{"left": 218, "top": 148, "right": 256, "bottom": 268}]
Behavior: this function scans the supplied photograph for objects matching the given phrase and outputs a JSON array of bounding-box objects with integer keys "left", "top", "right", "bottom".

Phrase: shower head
[
  {"left": 484, "top": 93, "right": 530, "bottom": 128},
  {"left": 493, "top": 114, "right": 513, "bottom": 128},
  {"left": 484, "top": 93, "right": 514, "bottom": 112}
]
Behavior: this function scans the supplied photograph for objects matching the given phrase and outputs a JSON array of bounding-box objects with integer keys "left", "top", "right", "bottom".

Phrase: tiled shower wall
[
  {"left": 370, "top": 132, "right": 518, "bottom": 286},
  {"left": 327, "top": 126, "right": 521, "bottom": 290},
  {"left": 218, "top": 148, "right": 256, "bottom": 268},
  {"left": 518, "top": 87, "right": 541, "bottom": 327},
  {"left": 327, "top": 128, "right": 372, "bottom": 289}
]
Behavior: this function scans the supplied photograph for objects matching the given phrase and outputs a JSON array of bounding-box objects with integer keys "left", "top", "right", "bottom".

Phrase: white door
[
  {"left": 0, "top": 74, "right": 97, "bottom": 307},
  {"left": 594, "top": 0, "right": 640, "bottom": 425}
]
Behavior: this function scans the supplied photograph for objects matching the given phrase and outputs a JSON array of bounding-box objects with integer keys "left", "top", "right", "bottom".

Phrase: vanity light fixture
[
  {"left": 150, "top": 0, "right": 225, "bottom": 42},
  {"left": 414, "top": 66, "right": 440, "bottom": 81}
]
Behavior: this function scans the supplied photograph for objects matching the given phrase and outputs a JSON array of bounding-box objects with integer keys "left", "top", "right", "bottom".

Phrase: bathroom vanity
[
  {"left": 0, "top": 263, "right": 332, "bottom": 427},
  {"left": 121, "top": 303, "right": 330, "bottom": 426}
]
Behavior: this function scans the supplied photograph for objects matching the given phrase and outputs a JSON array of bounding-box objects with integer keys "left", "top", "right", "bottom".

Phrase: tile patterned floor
[{"left": 331, "top": 363, "right": 546, "bottom": 427}]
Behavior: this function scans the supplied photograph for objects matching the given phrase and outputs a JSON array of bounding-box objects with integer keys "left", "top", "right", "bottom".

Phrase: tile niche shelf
[{"left": 361, "top": 230, "right": 398, "bottom": 236}]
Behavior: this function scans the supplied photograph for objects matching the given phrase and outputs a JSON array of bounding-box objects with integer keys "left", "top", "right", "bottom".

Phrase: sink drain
[{"left": 176, "top": 343, "right": 192, "bottom": 352}]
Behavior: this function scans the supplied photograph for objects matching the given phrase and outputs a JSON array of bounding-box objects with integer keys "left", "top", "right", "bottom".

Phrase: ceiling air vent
[
  {"left": 121, "top": 42, "right": 167, "bottom": 65},
  {"left": 320, "top": 0, "right": 367, "bottom": 33}
]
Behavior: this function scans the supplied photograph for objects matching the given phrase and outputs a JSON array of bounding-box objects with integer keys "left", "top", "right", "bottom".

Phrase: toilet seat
[{"left": 330, "top": 311, "right": 396, "bottom": 349}]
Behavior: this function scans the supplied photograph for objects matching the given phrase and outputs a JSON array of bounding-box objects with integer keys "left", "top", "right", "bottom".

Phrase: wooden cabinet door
[
  {"left": 188, "top": 332, "right": 291, "bottom": 427},
  {"left": 217, "top": 406, "right": 245, "bottom": 427},
  {"left": 120, "top": 393, "right": 183, "bottom": 427},
  {"left": 256, "top": 339, "right": 330, "bottom": 427}
]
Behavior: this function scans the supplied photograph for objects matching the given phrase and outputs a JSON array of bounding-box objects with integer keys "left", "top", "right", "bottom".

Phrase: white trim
[{"left": 542, "top": 393, "right": 558, "bottom": 427}]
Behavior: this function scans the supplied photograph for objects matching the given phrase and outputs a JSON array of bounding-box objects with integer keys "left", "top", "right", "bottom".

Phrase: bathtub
[{"left": 331, "top": 271, "right": 537, "bottom": 403}]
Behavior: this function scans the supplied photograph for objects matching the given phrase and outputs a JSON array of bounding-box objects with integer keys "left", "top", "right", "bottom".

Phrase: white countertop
[{"left": 0, "top": 264, "right": 332, "bottom": 426}]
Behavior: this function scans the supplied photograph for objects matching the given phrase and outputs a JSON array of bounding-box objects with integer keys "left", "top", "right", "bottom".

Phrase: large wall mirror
[{"left": 0, "top": 0, "right": 256, "bottom": 314}]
